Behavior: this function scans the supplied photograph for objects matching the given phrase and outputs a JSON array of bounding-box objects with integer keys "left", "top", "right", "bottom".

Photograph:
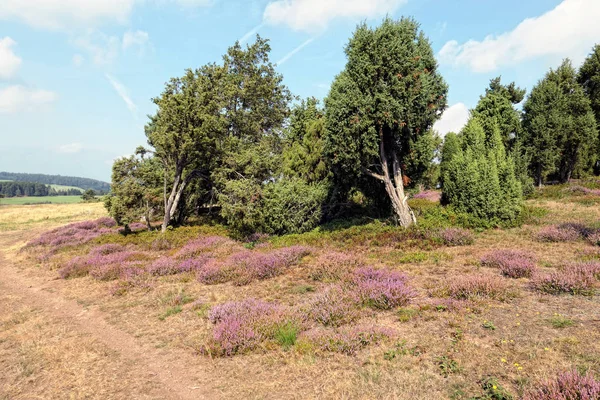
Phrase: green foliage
[
  {"left": 522, "top": 59, "right": 598, "bottom": 184},
  {"left": 324, "top": 17, "right": 447, "bottom": 223},
  {"left": 470, "top": 377, "right": 513, "bottom": 400},
  {"left": 441, "top": 117, "right": 523, "bottom": 223},
  {"left": 274, "top": 322, "right": 299, "bottom": 349},
  {"left": 219, "top": 178, "right": 328, "bottom": 237},
  {"left": 578, "top": 44, "right": 600, "bottom": 170},
  {"left": 548, "top": 314, "right": 574, "bottom": 328},
  {"left": 105, "top": 154, "right": 163, "bottom": 229},
  {"left": 81, "top": 189, "right": 97, "bottom": 202}
]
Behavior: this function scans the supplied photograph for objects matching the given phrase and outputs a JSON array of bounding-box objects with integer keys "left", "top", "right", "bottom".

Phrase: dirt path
[{"left": 0, "top": 233, "right": 219, "bottom": 400}]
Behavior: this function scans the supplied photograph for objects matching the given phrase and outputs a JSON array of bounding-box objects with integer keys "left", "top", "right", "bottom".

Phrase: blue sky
[{"left": 1, "top": 0, "right": 598, "bottom": 182}]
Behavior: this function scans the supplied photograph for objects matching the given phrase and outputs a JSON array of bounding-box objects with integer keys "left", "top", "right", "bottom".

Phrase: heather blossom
[
  {"left": 522, "top": 370, "right": 600, "bottom": 400},
  {"left": 481, "top": 249, "right": 537, "bottom": 278},
  {"left": 351, "top": 267, "right": 416, "bottom": 309},
  {"left": 300, "top": 325, "right": 395, "bottom": 355}
]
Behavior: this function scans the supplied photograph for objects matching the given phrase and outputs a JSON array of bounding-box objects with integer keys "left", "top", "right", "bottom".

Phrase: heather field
[{"left": 1, "top": 184, "right": 600, "bottom": 400}]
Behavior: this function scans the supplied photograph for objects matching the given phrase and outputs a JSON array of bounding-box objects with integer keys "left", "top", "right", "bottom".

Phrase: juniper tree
[
  {"left": 522, "top": 59, "right": 597, "bottom": 185},
  {"left": 324, "top": 17, "right": 447, "bottom": 227}
]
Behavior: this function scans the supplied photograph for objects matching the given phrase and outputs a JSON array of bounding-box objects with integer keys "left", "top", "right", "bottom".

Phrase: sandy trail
[{"left": 0, "top": 230, "right": 219, "bottom": 400}]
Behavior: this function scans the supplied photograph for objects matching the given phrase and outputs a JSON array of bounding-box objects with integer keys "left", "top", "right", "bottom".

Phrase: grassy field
[
  {"left": 0, "top": 196, "right": 82, "bottom": 205},
  {"left": 48, "top": 183, "right": 84, "bottom": 193},
  {"left": 1, "top": 186, "right": 599, "bottom": 399}
]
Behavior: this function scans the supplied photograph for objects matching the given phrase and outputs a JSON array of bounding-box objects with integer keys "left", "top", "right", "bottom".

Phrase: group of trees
[
  {"left": 0, "top": 181, "right": 82, "bottom": 197},
  {"left": 106, "top": 17, "right": 600, "bottom": 234},
  {"left": 0, "top": 172, "right": 110, "bottom": 194}
]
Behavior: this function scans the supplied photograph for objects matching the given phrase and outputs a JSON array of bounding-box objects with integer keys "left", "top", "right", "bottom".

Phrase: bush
[
  {"left": 522, "top": 370, "right": 600, "bottom": 400},
  {"left": 441, "top": 118, "right": 523, "bottom": 224},
  {"left": 536, "top": 225, "right": 583, "bottom": 242},
  {"left": 205, "top": 299, "right": 293, "bottom": 356},
  {"left": 306, "top": 285, "right": 359, "bottom": 327},
  {"left": 443, "top": 275, "right": 513, "bottom": 301},
  {"left": 309, "top": 251, "right": 362, "bottom": 282},
  {"left": 481, "top": 250, "right": 537, "bottom": 278},
  {"left": 530, "top": 264, "right": 599, "bottom": 296},
  {"left": 351, "top": 267, "right": 416, "bottom": 309},
  {"left": 438, "top": 228, "right": 474, "bottom": 246},
  {"left": 219, "top": 178, "right": 328, "bottom": 237}
]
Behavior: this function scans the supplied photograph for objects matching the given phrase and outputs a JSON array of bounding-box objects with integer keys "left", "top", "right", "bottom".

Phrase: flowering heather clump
[
  {"left": 206, "top": 298, "right": 291, "bottom": 356},
  {"left": 58, "top": 250, "right": 143, "bottom": 280},
  {"left": 306, "top": 285, "right": 359, "bottom": 327},
  {"left": 536, "top": 225, "right": 581, "bottom": 242},
  {"left": 530, "top": 266, "right": 597, "bottom": 296},
  {"left": 89, "top": 260, "right": 144, "bottom": 281},
  {"left": 300, "top": 325, "right": 395, "bottom": 356},
  {"left": 175, "top": 236, "right": 236, "bottom": 259},
  {"left": 412, "top": 190, "right": 441, "bottom": 202},
  {"left": 481, "top": 250, "right": 537, "bottom": 278},
  {"left": 444, "top": 275, "right": 512, "bottom": 301},
  {"left": 567, "top": 185, "right": 600, "bottom": 196},
  {"left": 25, "top": 217, "right": 116, "bottom": 251},
  {"left": 351, "top": 267, "right": 416, "bottom": 309},
  {"left": 522, "top": 370, "right": 600, "bottom": 400},
  {"left": 145, "top": 256, "right": 204, "bottom": 276},
  {"left": 587, "top": 231, "right": 600, "bottom": 246},
  {"left": 438, "top": 228, "right": 474, "bottom": 246},
  {"left": 88, "top": 244, "right": 126, "bottom": 257},
  {"left": 196, "top": 246, "right": 310, "bottom": 286},
  {"left": 309, "top": 251, "right": 363, "bottom": 282}
]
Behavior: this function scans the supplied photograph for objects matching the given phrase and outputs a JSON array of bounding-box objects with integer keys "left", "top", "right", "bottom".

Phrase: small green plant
[
  {"left": 292, "top": 284, "right": 315, "bottom": 294},
  {"left": 397, "top": 307, "right": 419, "bottom": 322},
  {"left": 470, "top": 377, "right": 513, "bottom": 400},
  {"left": 437, "top": 355, "right": 461, "bottom": 377},
  {"left": 275, "top": 322, "right": 299, "bottom": 349},
  {"left": 548, "top": 314, "right": 574, "bottom": 328},
  {"left": 159, "top": 305, "right": 182, "bottom": 320},
  {"left": 482, "top": 321, "right": 496, "bottom": 331},
  {"left": 398, "top": 252, "right": 429, "bottom": 264},
  {"left": 384, "top": 340, "right": 409, "bottom": 360}
]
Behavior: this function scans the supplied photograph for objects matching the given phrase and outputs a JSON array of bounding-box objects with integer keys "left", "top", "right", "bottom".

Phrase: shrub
[
  {"left": 444, "top": 275, "right": 512, "bottom": 301},
  {"left": 58, "top": 250, "right": 143, "bottom": 280},
  {"left": 175, "top": 236, "right": 236, "bottom": 259},
  {"left": 438, "top": 228, "right": 474, "bottom": 246},
  {"left": 300, "top": 325, "right": 395, "bottom": 355},
  {"left": 530, "top": 266, "right": 597, "bottom": 296},
  {"left": 306, "top": 285, "right": 359, "bottom": 327},
  {"left": 309, "top": 251, "right": 362, "bottom": 282},
  {"left": 587, "top": 231, "right": 600, "bottom": 246},
  {"left": 25, "top": 217, "right": 116, "bottom": 252},
  {"left": 441, "top": 118, "right": 523, "bottom": 223},
  {"left": 536, "top": 225, "right": 581, "bottom": 242},
  {"left": 522, "top": 370, "right": 600, "bottom": 400},
  {"left": 206, "top": 299, "right": 292, "bottom": 356},
  {"left": 196, "top": 246, "right": 310, "bottom": 286},
  {"left": 481, "top": 250, "right": 537, "bottom": 278},
  {"left": 351, "top": 267, "right": 416, "bottom": 309},
  {"left": 219, "top": 178, "right": 328, "bottom": 236}
]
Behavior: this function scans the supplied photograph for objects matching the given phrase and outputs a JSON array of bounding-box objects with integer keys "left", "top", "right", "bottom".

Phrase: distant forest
[
  {"left": 0, "top": 172, "right": 110, "bottom": 193},
  {"left": 0, "top": 181, "right": 82, "bottom": 197}
]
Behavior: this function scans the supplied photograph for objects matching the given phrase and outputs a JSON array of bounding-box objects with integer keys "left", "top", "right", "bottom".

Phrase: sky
[{"left": 1, "top": 0, "right": 599, "bottom": 182}]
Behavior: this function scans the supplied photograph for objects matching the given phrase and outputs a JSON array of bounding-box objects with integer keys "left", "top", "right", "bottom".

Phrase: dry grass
[{"left": 1, "top": 191, "right": 600, "bottom": 399}]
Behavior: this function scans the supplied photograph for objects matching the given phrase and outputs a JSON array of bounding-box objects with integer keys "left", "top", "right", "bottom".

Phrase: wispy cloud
[
  {"left": 239, "top": 23, "right": 264, "bottom": 44},
  {"left": 0, "top": 37, "right": 22, "bottom": 79},
  {"left": 57, "top": 142, "right": 84, "bottom": 154},
  {"left": 105, "top": 73, "right": 137, "bottom": 116},
  {"left": 276, "top": 37, "right": 316, "bottom": 66},
  {"left": 0, "top": 85, "right": 57, "bottom": 113}
]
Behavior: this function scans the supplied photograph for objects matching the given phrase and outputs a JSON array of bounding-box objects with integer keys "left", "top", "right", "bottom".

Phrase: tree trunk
[
  {"left": 363, "top": 129, "right": 416, "bottom": 228},
  {"left": 162, "top": 165, "right": 183, "bottom": 233}
]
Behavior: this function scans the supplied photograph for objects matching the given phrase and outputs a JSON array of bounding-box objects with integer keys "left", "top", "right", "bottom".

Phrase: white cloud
[
  {"left": 0, "top": 0, "right": 136, "bottom": 30},
  {"left": 433, "top": 103, "right": 469, "bottom": 137},
  {"left": 438, "top": 0, "right": 600, "bottom": 73},
  {"left": 0, "top": 85, "right": 57, "bottom": 113},
  {"left": 57, "top": 142, "right": 84, "bottom": 154},
  {"left": 105, "top": 73, "right": 137, "bottom": 115},
  {"left": 0, "top": 0, "right": 213, "bottom": 30},
  {"left": 0, "top": 37, "right": 22, "bottom": 79},
  {"left": 73, "top": 31, "right": 120, "bottom": 66},
  {"left": 122, "top": 30, "right": 149, "bottom": 53},
  {"left": 72, "top": 54, "right": 84, "bottom": 67},
  {"left": 263, "top": 0, "right": 407, "bottom": 32},
  {"left": 276, "top": 37, "right": 316, "bottom": 66}
]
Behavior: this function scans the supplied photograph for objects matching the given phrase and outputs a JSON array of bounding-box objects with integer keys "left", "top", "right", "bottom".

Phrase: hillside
[{"left": 0, "top": 172, "right": 110, "bottom": 193}]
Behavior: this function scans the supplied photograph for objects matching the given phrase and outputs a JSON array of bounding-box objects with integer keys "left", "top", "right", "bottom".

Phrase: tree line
[
  {"left": 0, "top": 172, "right": 110, "bottom": 194},
  {"left": 105, "top": 17, "right": 600, "bottom": 234},
  {"left": 0, "top": 181, "right": 82, "bottom": 197}
]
